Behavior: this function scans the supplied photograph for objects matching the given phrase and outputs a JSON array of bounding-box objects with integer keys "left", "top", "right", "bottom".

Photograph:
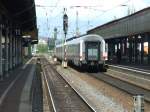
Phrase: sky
[{"left": 35, "top": 0, "right": 150, "bottom": 39}]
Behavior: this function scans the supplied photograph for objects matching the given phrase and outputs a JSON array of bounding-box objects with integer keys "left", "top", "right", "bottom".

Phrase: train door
[{"left": 85, "top": 42, "right": 100, "bottom": 61}]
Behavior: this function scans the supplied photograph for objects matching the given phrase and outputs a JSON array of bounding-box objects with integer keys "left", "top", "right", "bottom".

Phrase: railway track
[
  {"left": 68, "top": 63, "right": 150, "bottom": 102},
  {"left": 58, "top": 65, "right": 150, "bottom": 111},
  {"left": 90, "top": 72, "right": 150, "bottom": 102},
  {"left": 41, "top": 56, "right": 150, "bottom": 111},
  {"left": 55, "top": 61, "right": 150, "bottom": 102},
  {"left": 108, "top": 64, "right": 150, "bottom": 79},
  {"left": 102, "top": 64, "right": 150, "bottom": 101},
  {"left": 40, "top": 57, "right": 94, "bottom": 112},
  {"left": 74, "top": 64, "right": 150, "bottom": 102}
]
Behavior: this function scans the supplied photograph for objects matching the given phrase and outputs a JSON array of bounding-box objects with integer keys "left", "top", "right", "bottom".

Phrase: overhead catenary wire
[
  {"left": 71, "top": 0, "right": 130, "bottom": 33},
  {"left": 36, "top": 0, "right": 62, "bottom": 38},
  {"left": 36, "top": 0, "right": 131, "bottom": 37}
]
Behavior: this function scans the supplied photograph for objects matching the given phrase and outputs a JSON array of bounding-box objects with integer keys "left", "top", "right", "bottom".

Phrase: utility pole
[
  {"left": 62, "top": 8, "right": 68, "bottom": 68},
  {"left": 127, "top": 0, "right": 135, "bottom": 15},
  {"left": 76, "top": 11, "right": 79, "bottom": 36},
  {"left": 54, "top": 27, "right": 57, "bottom": 40}
]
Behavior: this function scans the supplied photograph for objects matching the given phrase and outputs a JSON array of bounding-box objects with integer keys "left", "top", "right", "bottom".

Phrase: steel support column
[
  {"left": 135, "top": 37, "right": 138, "bottom": 63},
  {"left": 15, "top": 36, "right": 18, "bottom": 66},
  {"left": 13, "top": 33, "right": 16, "bottom": 68},
  {"left": 0, "top": 25, "right": 3, "bottom": 79},
  {"left": 141, "top": 37, "right": 144, "bottom": 64},
  {"left": 9, "top": 28, "right": 13, "bottom": 69},
  {"left": 107, "top": 41, "right": 111, "bottom": 61},
  {"left": 18, "top": 38, "right": 21, "bottom": 64},
  {"left": 124, "top": 38, "right": 128, "bottom": 63},
  {"left": 109, "top": 40, "right": 115, "bottom": 55},
  {"left": 5, "top": 28, "right": 9, "bottom": 76},
  {"left": 148, "top": 35, "right": 150, "bottom": 64},
  {"left": 120, "top": 39, "right": 123, "bottom": 62},
  {"left": 129, "top": 38, "right": 132, "bottom": 63},
  {"left": 117, "top": 43, "right": 119, "bottom": 51},
  {"left": 18, "top": 38, "right": 20, "bottom": 64},
  {"left": 28, "top": 42, "right": 31, "bottom": 57},
  {"left": 108, "top": 40, "right": 116, "bottom": 63},
  {"left": 15, "top": 36, "right": 18, "bottom": 65},
  {"left": 20, "top": 38, "right": 23, "bottom": 64},
  {"left": 124, "top": 38, "right": 127, "bottom": 56}
]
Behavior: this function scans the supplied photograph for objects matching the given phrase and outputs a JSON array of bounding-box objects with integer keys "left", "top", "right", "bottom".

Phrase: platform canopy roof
[
  {"left": 87, "top": 7, "right": 150, "bottom": 40},
  {"left": 0, "top": 0, "right": 38, "bottom": 43}
]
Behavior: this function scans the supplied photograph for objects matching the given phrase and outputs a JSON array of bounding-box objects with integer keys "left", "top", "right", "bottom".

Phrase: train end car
[{"left": 55, "top": 34, "right": 108, "bottom": 72}]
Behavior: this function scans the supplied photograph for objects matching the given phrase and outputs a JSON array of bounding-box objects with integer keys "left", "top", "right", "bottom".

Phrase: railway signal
[
  {"left": 63, "top": 12, "right": 68, "bottom": 35},
  {"left": 62, "top": 8, "right": 68, "bottom": 68}
]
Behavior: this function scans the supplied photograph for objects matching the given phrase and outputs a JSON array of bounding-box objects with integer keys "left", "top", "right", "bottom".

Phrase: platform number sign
[{"left": 63, "top": 13, "right": 68, "bottom": 35}]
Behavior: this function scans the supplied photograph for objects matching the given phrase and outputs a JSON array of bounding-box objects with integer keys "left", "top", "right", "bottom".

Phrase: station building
[{"left": 87, "top": 7, "right": 150, "bottom": 65}]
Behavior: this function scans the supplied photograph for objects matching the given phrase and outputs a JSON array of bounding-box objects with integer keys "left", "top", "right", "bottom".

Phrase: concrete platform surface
[{"left": 0, "top": 58, "right": 36, "bottom": 112}]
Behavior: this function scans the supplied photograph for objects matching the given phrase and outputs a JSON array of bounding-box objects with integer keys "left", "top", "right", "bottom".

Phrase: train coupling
[{"left": 104, "top": 64, "right": 109, "bottom": 69}]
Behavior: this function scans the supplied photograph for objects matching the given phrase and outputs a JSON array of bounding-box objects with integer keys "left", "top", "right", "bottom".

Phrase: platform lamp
[{"left": 62, "top": 8, "right": 68, "bottom": 68}]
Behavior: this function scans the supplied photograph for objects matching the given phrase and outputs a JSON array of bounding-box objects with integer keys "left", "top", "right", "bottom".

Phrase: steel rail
[
  {"left": 41, "top": 57, "right": 95, "bottom": 112},
  {"left": 42, "top": 71, "right": 56, "bottom": 112},
  {"left": 108, "top": 64, "right": 150, "bottom": 76},
  {"left": 41, "top": 60, "right": 56, "bottom": 112},
  {"left": 57, "top": 68, "right": 97, "bottom": 112}
]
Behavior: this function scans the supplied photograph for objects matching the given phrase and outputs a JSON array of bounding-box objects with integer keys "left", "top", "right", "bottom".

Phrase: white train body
[{"left": 55, "top": 34, "right": 107, "bottom": 71}]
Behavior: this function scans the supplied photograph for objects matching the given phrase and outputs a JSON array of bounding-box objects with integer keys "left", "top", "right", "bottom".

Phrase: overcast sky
[{"left": 35, "top": 0, "right": 150, "bottom": 39}]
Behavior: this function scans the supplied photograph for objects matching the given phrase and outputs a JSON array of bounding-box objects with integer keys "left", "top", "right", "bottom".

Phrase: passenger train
[{"left": 55, "top": 34, "right": 108, "bottom": 72}]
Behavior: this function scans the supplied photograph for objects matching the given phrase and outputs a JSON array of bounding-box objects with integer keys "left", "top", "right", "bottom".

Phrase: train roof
[
  {"left": 67, "top": 34, "right": 105, "bottom": 45},
  {"left": 66, "top": 34, "right": 87, "bottom": 42},
  {"left": 55, "top": 34, "right": 105, "bottom": 47}
]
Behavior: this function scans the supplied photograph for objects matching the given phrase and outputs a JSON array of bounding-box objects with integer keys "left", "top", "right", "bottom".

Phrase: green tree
[{"left": 37, "top": 44, "right": 48, "bottom": 53}]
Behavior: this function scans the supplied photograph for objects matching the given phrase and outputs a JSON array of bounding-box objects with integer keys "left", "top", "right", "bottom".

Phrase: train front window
[
  {"left": 88, "top": 48, "right": 98, "bottom": 60},
  {"left": 86, "top": 42, "right": 99, "bottom": 61}
]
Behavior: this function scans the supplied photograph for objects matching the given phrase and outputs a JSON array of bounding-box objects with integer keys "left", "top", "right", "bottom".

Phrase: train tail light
[
  {"left": 80, "top": 53, "right": 85, "bottom": 61},
  {"left": 65, "top": 57, "right": 67, "bottom": 61},
  {"left": 80, "top": 56, "right": 82, "bottom": 61},
  {"left": 103, "top": 52, "right": 108, "bottom": 60},
  {"left": 80, "top": 52, "right": 85, "bottom": 61}
]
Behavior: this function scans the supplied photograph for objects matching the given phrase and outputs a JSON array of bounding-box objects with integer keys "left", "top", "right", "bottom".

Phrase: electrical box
[{"left": 133, "top": 94, "right": 144, "bottom": 112}]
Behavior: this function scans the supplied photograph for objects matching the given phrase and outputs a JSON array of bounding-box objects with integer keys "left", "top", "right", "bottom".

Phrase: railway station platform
[
  {"left": 0, "top": 0, "right": 38, "bottom": 80},
  {"left": 0, "top": 0, "right": 39, "bottom": 112},
  {"left": 0, "top": 58, "right": 37, "bottom": 112}
]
